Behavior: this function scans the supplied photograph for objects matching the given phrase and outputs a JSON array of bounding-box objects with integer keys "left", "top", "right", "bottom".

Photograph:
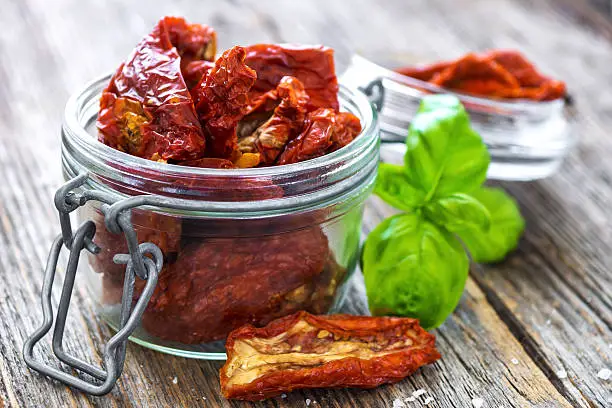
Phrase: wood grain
[{"left": 0, "top": 0, "right": 610, "bottom": 407}]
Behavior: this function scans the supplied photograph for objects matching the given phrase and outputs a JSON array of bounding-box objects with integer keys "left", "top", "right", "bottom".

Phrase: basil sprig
[{"left": 363, "top": 95, "right": 525, "bottom": 329}]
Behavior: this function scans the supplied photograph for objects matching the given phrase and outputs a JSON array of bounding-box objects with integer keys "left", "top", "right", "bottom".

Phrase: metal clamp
[{"left": 23, "top": 172, "right": 163, "bottom": 395}]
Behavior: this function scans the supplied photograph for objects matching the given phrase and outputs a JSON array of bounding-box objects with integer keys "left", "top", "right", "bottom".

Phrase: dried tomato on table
[
  {"left": 245, "top": 44, "right": 340, "bottom": 111},
  {"left": 97, "top": 17, "right": 216, "bottom": 161},
  {"left": 396, "top": 49, "right": 566, "bottom": 101},
  {"left": 220, "top": 311, "right": 441, "bottom": 401}
]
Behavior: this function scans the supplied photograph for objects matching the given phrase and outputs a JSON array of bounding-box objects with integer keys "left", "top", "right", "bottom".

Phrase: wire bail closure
[{"left": 23, "top": 172, "right": 163, "bottom": 395}]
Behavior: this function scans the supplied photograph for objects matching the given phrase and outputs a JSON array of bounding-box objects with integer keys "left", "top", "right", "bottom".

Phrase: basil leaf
[
  {"left": 362, "top": 213, "right": 469, "bottom": 329},
  {"left": 424, "top": 193, "right": 491, "bottom": 232},
  {"left": 455, "top": 187, "right": 525, "bottom": 263},
  {"left": 404, "top": 95, "right": 490, "bottom": 199},
  {"left": 374, "top": 163, "right": 426, "bottom": 211}
]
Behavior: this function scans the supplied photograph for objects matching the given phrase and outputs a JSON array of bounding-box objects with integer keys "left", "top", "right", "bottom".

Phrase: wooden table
[{"left": 0, "top": 0, "right": 610, "bottom": 407}]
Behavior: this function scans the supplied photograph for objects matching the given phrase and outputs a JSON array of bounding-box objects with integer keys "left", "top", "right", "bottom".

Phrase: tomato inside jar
[{"left": 61, "top": 17, "right": 379, "bottom": 357}]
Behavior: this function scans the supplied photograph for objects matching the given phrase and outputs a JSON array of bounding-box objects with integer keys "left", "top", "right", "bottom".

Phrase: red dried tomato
[
  {"left": 486, "top": 50, "right": 566, "bottom": 100},
  {"left": 191, "top": 46, "right": 257, "bottom": 159},
  {"left": 429, "top": 53, "right": 519, "bottom": 92},
  {"left": 163, "top": 16, "right": 216, "bottom": 68},
  {"left": 244, "top": 44, "right": 339, "bottom": 111},
  {"left": 97, "top": 17, "right": 216, "bottom": 161},
  {"left": 220, "top": 311, "right": 441, "bottom": 401},
  {"left": 182, "top": 60, "right": 215, "bottom": 90},
  {"left": 395, "top": 60, "right": 452, "bottom": 82},
  {"left": 277, "top": 109, "right": 361, "bottom": 165},
  {"left": 238, "top": 76, "right": 310, "bottom": 165},
  {"left": 396, "top": 49, "right": 566, "bottom": 101}
]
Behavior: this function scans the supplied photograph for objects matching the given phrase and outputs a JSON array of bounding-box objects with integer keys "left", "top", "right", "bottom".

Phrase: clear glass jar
[
  {"left": 61, "top": 74, "right": 379, "bottom": 359},
  {"left": 341, "top": 55, "right": 576, "bottom": 181}
]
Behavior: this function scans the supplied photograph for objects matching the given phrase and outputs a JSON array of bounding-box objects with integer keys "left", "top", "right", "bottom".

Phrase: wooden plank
[{"left": 0, "top": 0, "right": 610, "bottom": 406}]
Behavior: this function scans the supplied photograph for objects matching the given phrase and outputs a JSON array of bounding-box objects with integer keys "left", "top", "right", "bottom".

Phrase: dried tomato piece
[
  {"left": 330, "top": 111, "right": 362, "bottom": 152},
  {"left": 486, "top": 50, "right": 566, "bottom": 100},
  {"left": 237, "top": 90, "right": 283, "bottom": 147},
  {"left": 97, "top": 17, "right": 215, "bottom": 161},
  {"left": 395, "top": 60, "right": 453, "bottom": 82},
  {"left": 220, "top": 311, "right": 441, "bottom": 401},
  {"left": 277, "top": 109, "right": 361, "bottom": 165},
  {"left": 238, "top": 76, "right": 310, "bottom": 165},
  {"left": 430, "top": 53, "right": 519, "bottom": 92},
  {"left": 192, "top": 46, "right": 257, "bottom": 159},
  {"left": 396, "top": 50, "right": 566, "bottom": 101},
  {"left": 486, "top": 50, "right": 544, "bottom": 88},
  {"left": 163, "top": 16, "right": 216, "bottom": 68},
  {"left": 277, "top": 108, "right": 335, "bottom": 165},
  {"left": 245, "top": 44, "right": 339, "bottom": 111},
  {"left": 139, "top": 227, "right": 329, "bottom": 343},
  {"left": 183, "top": 60, "right": 215, "bottom": 90}
]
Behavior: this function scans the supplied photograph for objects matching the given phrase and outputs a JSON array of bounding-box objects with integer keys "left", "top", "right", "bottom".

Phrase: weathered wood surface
[{"left": 0, "top": 0, "right": 611, "bottom": 407}]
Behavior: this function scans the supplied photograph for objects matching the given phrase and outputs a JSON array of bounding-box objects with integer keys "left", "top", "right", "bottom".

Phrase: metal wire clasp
[{"left": 23, "top": 172, "right": 163, "bottom": 395}]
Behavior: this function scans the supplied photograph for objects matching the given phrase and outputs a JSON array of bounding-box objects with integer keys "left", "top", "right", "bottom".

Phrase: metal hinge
[{"left": 22, "top": 172, "right": 163, "bottom": 395}]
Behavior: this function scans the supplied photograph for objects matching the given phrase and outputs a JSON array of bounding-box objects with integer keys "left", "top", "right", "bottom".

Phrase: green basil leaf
[
  {"left": 374, "top": 163, "right": 426, "bottom": 211},
  {"left": 362, "top": 213, "right": 469, "bottom": 329},
  {"left": 424, "top": 193, "right": 491, "bottom": 232},
  {"left": 404, "top": 95, "right": 490, "bottom": 199},
  {"left": 455, "top": 187, "right": 525, "bottom": 263}
]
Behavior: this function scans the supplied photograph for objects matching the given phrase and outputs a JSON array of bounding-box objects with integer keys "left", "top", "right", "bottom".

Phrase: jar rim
[{"left": 61, "top": 74, "right": 380, "bottom": 217}]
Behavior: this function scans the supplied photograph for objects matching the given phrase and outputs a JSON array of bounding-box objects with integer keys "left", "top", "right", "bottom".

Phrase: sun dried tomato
[
  {"left": 277, "top": 108, "right": 334, "bottom": 164},
  {"left": 244, "top": 44, "right": 339, "bottom": 111},
  {"left": 277, "top": 109, "right": 362, "bottom": 165},
  {"left": 182, "top": 60, "right": 215, "bottom": 90},
  {"left": 238, "top": 76, "right": 309, "bottom": 165},
  {"left": 191, "top": 46, "right": 257, "bottom": 159},
  {"left": 430, "top": 53, "right": 519, "bottom": 92},
  {"left": 220, "top": 311, "right": 441, "bottom": 401},
  {"left": 395, "top": 60, "right": 452, "bottom": 82},
  {"left": 330, "top": 111, "right": 362, "bottom": 152},
  {"left": 396, "top": 50, "right": 566, "bottom": 101},
  {"left": 138, "top": 227, "right": 329, "bottom": 343},
  {"left": 163, "top": 16, "right": 216, "bottom": 67},
  {"left": 97, "top": 17, "right": 217, "bottom": 161},
  {"left": 486, "top": 50, "right": 566, "bottom": 100}
]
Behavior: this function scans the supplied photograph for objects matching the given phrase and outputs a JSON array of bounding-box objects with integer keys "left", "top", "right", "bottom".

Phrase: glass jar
[
  {"left": 61, "top": 74, "right": 379, "bottom": 360},
  {"left": 341, "top": 55, "right": 576, "bottom": 181}
]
